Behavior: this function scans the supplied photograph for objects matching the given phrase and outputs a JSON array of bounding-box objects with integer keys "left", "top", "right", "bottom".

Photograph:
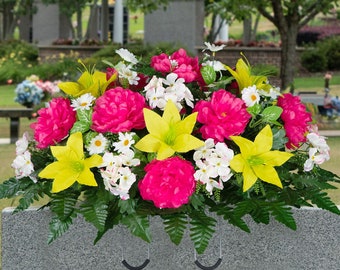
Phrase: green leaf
[
  {"left": 121, "top": 213, "right": 151, "bottom": 243},
  {"left": 310, "top": 191, "right": 340, "bottom": 215},
  {"left": 200, "top": 65, "right": 216, "bottom": 85},
  {"left": 234, "top": 200, "right": 270, "bottom": 225},
  {"left": 210, "top": 204, "right": 250, "bottom": 233},
  {"left": 79, "top": 200, "right": 108, "bottom": 232},
  {"left": 189, "top": 193, "right": 205, "bottom": 210},
  {"left": 162, "top": 213, "right": 187, "bottom": 245},
  {"left": 13, "top": 181, "right": 51, "bottom": 214},
  {"left": 49, "top": 191, "right": 79, "bottom": 220},
  {"left": 272, "top": 128, "right": 288, "bottom": 150},
  {"left": 0, "top": 177, "right": 32, "bottom": 199},
  {"left": 48, "top": 216, "right": 73, "bottom": 244},
  {"left": 77, "top": 108, "right": 92, "bottom": 123},
  {"left": 70, "top": 121, "right": 91, "bottom": 133},
  {"left": 118, "top": 199, "right": 136, "bottom": 214},
  {"left": 268, "top": 202, "right": 296, "bottom": 230},
  {"left": 94, "top": 200, "right": 121, "bottom": 244},
  {"left": 262, "top": 106, "right": 282, "bottom": 123},
  {"left": 189, "top": 210, "right": 216, "bottom": 254},
  {"left": 247, "top": 103, "right": 262, "bottom": 116}
]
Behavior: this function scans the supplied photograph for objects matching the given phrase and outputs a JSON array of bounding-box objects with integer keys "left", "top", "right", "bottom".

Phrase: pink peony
[
  {"left": 194, "top": 89, "right": 251, "bottom": 142},
  {"left": 138, "top": 157, "right": 196, "bottom": 209},
  {"left": 151, "top": 53, "right": 172, "bottom": 73},
  {"left": 30, "top": 97, "right": 76, "bottom": 149},
  {"left": 151, "top": 48, "right": 200, "bottom": 83},
  {"left": 91, "top": 87, "right": 147, "bottom": 133},
  {"left": 277, "top": 93, "right": 312, "bottom": 149}
]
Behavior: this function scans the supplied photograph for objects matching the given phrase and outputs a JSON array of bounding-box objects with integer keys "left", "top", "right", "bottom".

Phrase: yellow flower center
[
  {"left": 123, "top": 139, "right": 130, "bottom": 146},
  {"left": 80, "top": 102, "right": 88, "bottom": 107},
  {"left": 251, "top": 94, "right": 257, "bottom": 101},
  {"left": 95, "top": 140, "right": 102, "bottom": 147}
]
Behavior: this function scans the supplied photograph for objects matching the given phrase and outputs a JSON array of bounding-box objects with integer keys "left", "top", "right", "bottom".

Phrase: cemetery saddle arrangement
[{"left": 1, "top": 43, "right": 340, "bottom": 254}]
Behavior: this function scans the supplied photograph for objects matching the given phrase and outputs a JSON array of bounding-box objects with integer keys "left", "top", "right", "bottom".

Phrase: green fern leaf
[
  {"left": 0, "top": 177, "right": 33, "bottom": 199},
  {"left": 94, "top": 200, "right": 121, "bottom": 244},
  {"left": 49, "top": 191, "right": 79, "bottom": 220},
  {"left": 310, "top": 191, "right": 340, "bottom": 215},
  {"left": 79, "top": 200, "right": 108, "bottom": 232},
  {"left": 13, "top": 181, "right": 51, "bottom": 213},
  {"left": 121, "top": 213, "right": 151, "bottom": 243},
  {"left": 269, "top": 202, "right": 296, "bottom": 230},
  {"left": 189, "top": 210, "right": 216, "bottom": 254},
  {"left": 210, "top": 204, "right": 250, "bottom": 233},
  {"left": 48, "top": 216, "right": 73, "bottom": 244},
  {"left": 162, "top": 213, "right": 187, "bottom": 245}
]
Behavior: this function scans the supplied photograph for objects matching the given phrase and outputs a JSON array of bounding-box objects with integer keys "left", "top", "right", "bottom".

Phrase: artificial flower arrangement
[
  {"left": 2, "top": 43, "right": 340, "bottom": 255},
  {"left": 14, "top": 74, "right": 60, "bottom": 108}
]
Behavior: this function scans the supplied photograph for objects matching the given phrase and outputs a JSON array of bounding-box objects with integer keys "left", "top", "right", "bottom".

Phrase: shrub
[
  {"left": 318, "top": 36, "right": 340, "bottom": 70},
  {"left": 301, "top": 48, "right": 327, "bottom": 72},
  {"left": 0, "top": 40, "right": 39, "bottom": 84}
]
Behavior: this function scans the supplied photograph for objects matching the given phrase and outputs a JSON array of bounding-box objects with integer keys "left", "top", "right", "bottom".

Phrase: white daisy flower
[
  {"left": 112, "top": 132, "right": 135, "bottom": 154},
  {"left": 71, "top": 93, "right": 96, "bottom": 111},
  {"left": 87, "top": 134, "right": 108, "bottom": 155},
  {"left": 242, "top": 85, "right": 260, "bottom": 107},
  {"left": 115, "top": 48, "right": 138, "bottom": 64}
]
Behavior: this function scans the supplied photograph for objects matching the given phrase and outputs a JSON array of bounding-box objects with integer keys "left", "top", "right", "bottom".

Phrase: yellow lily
[
  {"left": 58, "top": 62, "right": 116, "bottom": 98},
  {"left": 135, "top": 100, "right": 204, "bottom": 160},
  {"left": 225, "top": 57, "right": 271, "bottom": 92},
  {"left": 39, "top": 132, "right": 103, "bottom": 193},
  {"left": 230, "top": 125, "right": 293, "bottom": 192}
]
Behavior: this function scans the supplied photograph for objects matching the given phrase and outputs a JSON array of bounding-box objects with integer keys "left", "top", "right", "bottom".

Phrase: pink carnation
[
  {"left": 277, "top": 93, "right": 312, "bottom": 149},
  {"left": 194, "top": 90, "right": 251, "bottom": 142},
  {"left": 30, "top": 97, "right": 76, "bottom": 149},
  {"left": 138, "top": 157, "right": 196, "bottom": 209},
  {"left": 91, "top": 87, "right": 147, "bottom": 133},
  {"left": 151, "top": 48, "right": 200, "bottom": 83}
]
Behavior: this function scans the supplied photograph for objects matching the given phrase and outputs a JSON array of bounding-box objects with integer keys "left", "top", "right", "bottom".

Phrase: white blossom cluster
[
  {"left": 303, "top": 128, "right": 330, "bottom": 172},
  {"left": 11, "top": 132, "right": 36, "bottom": 182},
  {"left": 144, "top": 73, "right": 194, "bottom": 111},
  {"left": 99, "top": 132, "right": 140, "bottom": 200},
  {"left": 115, "top": 48, "right": 140, "bottom": 86},
  {"left": 193, "top": 139, "right": 234, "bottom": 194}
]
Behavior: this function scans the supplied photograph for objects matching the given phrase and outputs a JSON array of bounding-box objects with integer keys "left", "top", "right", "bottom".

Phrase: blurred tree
[
  {"left": 0, "top": 0, "right": 36, "bottom": 40},
  {"left": 254, "top": 0, "right": 338, "bottom": 90}
]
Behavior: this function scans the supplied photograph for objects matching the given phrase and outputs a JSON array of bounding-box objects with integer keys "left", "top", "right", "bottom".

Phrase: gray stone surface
[
  {"left": 2, "top": 206, "right": 340, "bottom": 270},
  {"left": 144, "top": 0, "right": 204, "bottom": 54},
  {"left": 32, "top": 1, "right": 59, "bottom": 45}
]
